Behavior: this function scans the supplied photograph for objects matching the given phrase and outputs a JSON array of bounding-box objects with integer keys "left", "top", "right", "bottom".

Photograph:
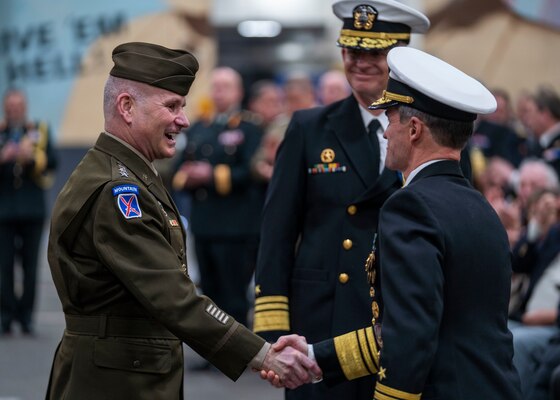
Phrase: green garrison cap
[{"left": 110, "top": 42, "right": 199, "bottom": 96}]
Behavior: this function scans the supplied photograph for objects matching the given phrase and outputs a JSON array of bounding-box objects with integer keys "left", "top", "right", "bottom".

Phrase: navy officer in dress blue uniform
[
  {"left": 253, "top": 1, "right": 430, "bottom": 399},
  {"left": 268, "top": 47, "right": 522, "bottom": 400}
]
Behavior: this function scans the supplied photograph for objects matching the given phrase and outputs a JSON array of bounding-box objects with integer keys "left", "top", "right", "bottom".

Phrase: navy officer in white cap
[
  {"left": 254, "top": 3, "right": 430, "bottom": 399},
  {"left": 267, "top": 47, "right": 522, "bottom": 399}
]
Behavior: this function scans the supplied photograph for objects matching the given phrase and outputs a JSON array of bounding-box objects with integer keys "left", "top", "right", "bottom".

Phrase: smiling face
[
  {"left": 130, "top": 86, "right": 189, "bottom": 161},
  {"left": 342, "top": 47, "right": 389, "bottom": 108}
]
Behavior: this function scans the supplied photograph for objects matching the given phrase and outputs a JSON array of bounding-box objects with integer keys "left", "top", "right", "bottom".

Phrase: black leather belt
[{"left": 65, "top": 314, "right": 177, "bottom": 339}]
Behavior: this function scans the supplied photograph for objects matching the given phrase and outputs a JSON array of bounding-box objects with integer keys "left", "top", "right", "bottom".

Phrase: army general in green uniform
[{"left": 45, "top": 42, "right": 321, "bottom": 400}]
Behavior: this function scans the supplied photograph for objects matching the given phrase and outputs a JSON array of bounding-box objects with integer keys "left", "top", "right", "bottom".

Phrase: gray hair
[
  {"left": 518, "top": 158, "right": 559, "bottom": 189},
  {"left": 397, "top": 105, "right": 473, "bottom": 150},
  {"left": 103, "top": 76, "right": 146, "bottom": 118}
]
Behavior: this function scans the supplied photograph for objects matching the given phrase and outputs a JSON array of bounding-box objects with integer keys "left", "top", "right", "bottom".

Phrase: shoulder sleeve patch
[{"left": 113, "top": 184, "right": 142, "bottom": 219}]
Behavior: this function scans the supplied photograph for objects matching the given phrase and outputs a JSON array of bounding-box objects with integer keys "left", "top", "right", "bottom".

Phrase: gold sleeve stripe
[
  {"left": 253, "top": 310, "right": 290, "bottom": 332},
  {"left": 358, "top": 328, "right": 377, "bottom": 374},
  {"left": 255, "top": 303, "right": 289, "bottom": 312},
  {"left": 375, "top": 383, "right": 421, "bottom": 400},
  {"left": 255, "top": 296, "right": 289, "bottom": 305},
  {"left": 334, "top": 329, "right": 377, "bottom": 380},
  {"left": 214, "top": 164, "right": 232, "bottom": 196},
  {"left": 364, "top": 327, "right": 379, "bottom": 370}
]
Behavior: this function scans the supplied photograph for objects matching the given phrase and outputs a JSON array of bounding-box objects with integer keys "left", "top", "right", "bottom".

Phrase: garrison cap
[
  {"left": 369, "top": 47, "right": 497, "bottom": 121},
  {"left": 110, "top": 42, "right": 199, "bottom": 96},
  {"left": 333, "top": 0, "right": 430, "bottom": 51}
]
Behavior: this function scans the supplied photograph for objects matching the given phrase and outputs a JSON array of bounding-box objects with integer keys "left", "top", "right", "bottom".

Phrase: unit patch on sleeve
[{"left": 112, "top": 184, "right": 142, "bottom": 219}]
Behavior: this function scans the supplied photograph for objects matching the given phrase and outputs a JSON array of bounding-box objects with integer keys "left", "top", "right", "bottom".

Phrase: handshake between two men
[{"left": 258, "top": 335, "right": 320, "bottom": 389}]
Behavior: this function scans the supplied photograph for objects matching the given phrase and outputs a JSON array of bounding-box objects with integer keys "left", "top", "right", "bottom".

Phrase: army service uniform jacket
[
  {"left": 46, "top": 133, "right": 264, "bottom": 400},
  {"left": 314, "top": 161, "right": 521, "bottom": 400},
  {"left": 254, "top": 96, "right": 401, "bottom": 399}
]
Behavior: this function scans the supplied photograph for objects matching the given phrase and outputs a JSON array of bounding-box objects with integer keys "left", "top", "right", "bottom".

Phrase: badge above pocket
[{"left": 308, "top": 148, "right": 348, "bottom": 175}]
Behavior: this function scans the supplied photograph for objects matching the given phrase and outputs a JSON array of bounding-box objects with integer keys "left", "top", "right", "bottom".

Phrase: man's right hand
[{"left": 260, "top": 342, "right": 322, "bottom": 389}]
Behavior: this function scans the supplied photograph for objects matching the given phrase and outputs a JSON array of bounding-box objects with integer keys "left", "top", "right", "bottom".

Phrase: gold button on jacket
[
  {"left": 339, "top": 273, "right": 349, "bottom": 284},
  {"left": 343, "top": 239, "right": 353, "bottom": 250},
  {"left": 347, "top": 205, "right": 357, "bottom": 215}
]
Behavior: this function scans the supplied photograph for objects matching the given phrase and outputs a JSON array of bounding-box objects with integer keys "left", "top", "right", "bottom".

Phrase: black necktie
[{"left": 368, "top": 119, "right": 381, "bottom": 179}]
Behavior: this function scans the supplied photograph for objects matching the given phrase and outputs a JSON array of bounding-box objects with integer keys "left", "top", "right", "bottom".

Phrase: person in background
[
  {"left": 0, "top": 89, "right": 57, "bottom": 336},
  {"left": 249, "top": 80, "right": 286, "bottom": 183},
  {"left": 509, "top": 188, "right": 560, "bottom": 395},
  {"left": 251, "top": 72, "right": 317, "bottom": 184},
  {"left": 253, "top": 1, "right": 430, "bottom": 399},
  {"left": 247, "top": 80, "right": 285, "bottom": 130},
  {"left": 173, "top": 67, "right": 263, "bottom": 328},
  {"left": 46, "top": 42, "right": 320, "bottom": 399},
  {"left": 525, "top": 85, "right": 560, "bottom": 177},
  {"left": 317, "top": 69, "right": 351, "bottom": 106}
]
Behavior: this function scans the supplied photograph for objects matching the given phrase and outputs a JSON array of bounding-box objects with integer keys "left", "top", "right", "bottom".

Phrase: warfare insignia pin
[
  {"left": 113, "top": 184, "right": 142, "bottom": 219},
  {"left": 320, "top": 148, "right": 336, "bottom": 163}
]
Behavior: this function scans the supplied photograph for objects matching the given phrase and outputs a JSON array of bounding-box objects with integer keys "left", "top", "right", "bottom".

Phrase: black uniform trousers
[
  {"left": 195, "top": 236, "right": 258, "bottom": 327},
  {"left": 0, "top": 218, "right": 44, "bottom": 332}
]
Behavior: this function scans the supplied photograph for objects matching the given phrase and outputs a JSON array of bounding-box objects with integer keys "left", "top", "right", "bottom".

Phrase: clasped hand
[{"left": 257, "top": 335, "right": 322, "bottom": 389}]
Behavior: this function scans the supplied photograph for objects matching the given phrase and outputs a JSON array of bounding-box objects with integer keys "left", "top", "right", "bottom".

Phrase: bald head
[
  {"left": 210, "top": 67, "right": 244, "bottom": 114},
  {"left": 318, "top": 70, "right": 351, "bottom": 105}
]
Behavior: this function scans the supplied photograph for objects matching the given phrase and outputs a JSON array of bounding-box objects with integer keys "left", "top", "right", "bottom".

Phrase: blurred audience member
[
  {"left": 509, "top": 188, "right": 560, "bottom": 395},
  {"left": 283, "top": 72, "right": 318, "bottom": 114},
  {"left": 0, "top": 89, "right": 58, "bottom": 335},
  {"left": 480, "top": 157, "right": 520, "bottom": 246},
  {"left": 317, "top": 69, "right": 351, "bottom": 106},
  {"left": 248, "top": 80, "right": 285, "bottom": 183},
  {"left": 517, "top": 159, "right": 559, "bottom": 216},
  {"left": 525, "top": 288, "right": 560, "bottom": 400},
  {"left": 483, "top": 88, "right": 516, "bottom": 127},
  {"left": 517, "top": 90, "right": 536, "bottom": 135},
  {"left": 251, "top": 72, "right": 317, "bottom": 183},
  {"left": 471, "top": 88, "right": 525, "bottom": 167},
  {"left": 173, "top": 67, "right": 263, "bottom": 330},
  {"left": 247, "top": 80, "right": 285, "bottom": 129},
  {"left": 525, "top": 86, "right": 560, "bottom": 176}
]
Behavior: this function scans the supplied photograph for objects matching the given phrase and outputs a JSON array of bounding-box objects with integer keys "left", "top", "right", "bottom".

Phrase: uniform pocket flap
[{"left": 93, "top": 339, "right": 172, "bottom": 374}]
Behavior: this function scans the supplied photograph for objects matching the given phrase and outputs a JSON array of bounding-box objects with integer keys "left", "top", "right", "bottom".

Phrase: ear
[
  {"left": 116, "top": 93, "right": 134, "bottom": 124},
  {"left": 408, "top": 116, "right": 423, "bottom": 143}
]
